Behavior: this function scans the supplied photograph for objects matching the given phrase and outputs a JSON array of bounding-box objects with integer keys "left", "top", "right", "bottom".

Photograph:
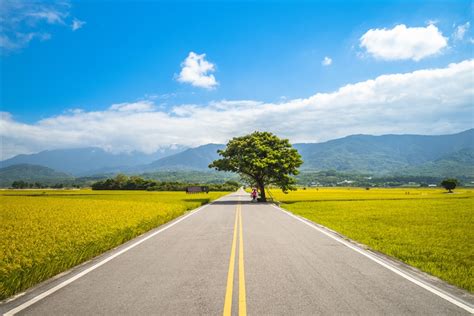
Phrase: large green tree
[
  {"left": 440, "top": 178, "right": 459, "bottom": 193},
  {"left": 209, "top": 131, "right": 303, "bottom": 201}
]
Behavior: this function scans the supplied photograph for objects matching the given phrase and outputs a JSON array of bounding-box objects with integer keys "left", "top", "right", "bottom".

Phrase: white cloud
[
  {"left": 453, "top": 22, "right": 470, "bottom": 41},
  {"left": 360, "top": 24, "right": 448, "bottom": 61},
  {"left": 26, "top": 9, "right": 68, "bottom": 24},
  {"left": 0, "top": 33, "right": 34, "bottom": 51},
  {"left": 109, "top": 101, "right": 155, "bottom": 112},
  {"left": 176, "top": 52, "right": 218, "bottom": 89},
  {"left": 322, "top": 56, "right": 332, "bottom": 66},
  {"left": 1, "top": 60, "right": 472, "bottom": 159},
  {"left": 0, "top": 0, "right": 84, "bottom": 52},
  {"left": 71, "top": 18, "right": 86, "bottom": 31}
]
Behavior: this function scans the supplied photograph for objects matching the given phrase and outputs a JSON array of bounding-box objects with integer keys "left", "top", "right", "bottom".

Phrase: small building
[
  {"left": 186, "top": 186, "right": 209, "bottom": 194},
  {"left": 337, "top": 180, "right": 354, "bottom": 185}
]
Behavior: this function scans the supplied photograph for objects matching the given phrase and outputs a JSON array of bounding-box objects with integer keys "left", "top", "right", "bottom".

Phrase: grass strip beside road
[
  {"left": 0, "top": 190, "right": 227, "bottom": 300},
  {"left": 271, "top": 188, "right": 474, "bottom": 293}
]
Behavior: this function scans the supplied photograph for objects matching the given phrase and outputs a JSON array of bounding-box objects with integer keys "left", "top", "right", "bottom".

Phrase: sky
[{"left": 0, "top": 0, "right": 473, "bottom": 159}]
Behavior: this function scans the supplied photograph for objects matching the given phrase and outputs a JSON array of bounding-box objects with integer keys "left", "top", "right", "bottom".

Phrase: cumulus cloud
[
  {"left": 1, "top": 60, "right": 473, "bottom": 159},
  {"left": 322, "top": 56, "right": 332, "bottom": 66},
  {"left": 176, "top": 52, "right": 218, "bottom": 89},
  {"left": 0, "top": 0, "right": 84, "bottom": 53},
  {"left": 360, "top": 24, "right": 448, "bottom": 61},
  {"left": 453, "top": 22, "right": 470, "bottom": 41}
]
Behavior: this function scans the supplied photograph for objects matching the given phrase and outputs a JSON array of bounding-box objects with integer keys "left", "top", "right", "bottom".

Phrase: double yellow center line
[{"left": 223, "top": 202, "right": 247, "bottom": 316}]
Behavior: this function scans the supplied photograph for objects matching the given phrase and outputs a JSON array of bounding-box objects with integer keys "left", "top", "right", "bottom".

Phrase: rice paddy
[
  {"left": 0, "top": 190, "right": 227, "bottom": 300},
  {"left": 270, "top": 187, "right": 474, "bottom": 292}
]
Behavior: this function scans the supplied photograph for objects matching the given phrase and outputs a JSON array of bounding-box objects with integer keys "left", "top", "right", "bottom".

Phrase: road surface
[{"left": 2, "top": 189, "right": 473, "bottom": 315}]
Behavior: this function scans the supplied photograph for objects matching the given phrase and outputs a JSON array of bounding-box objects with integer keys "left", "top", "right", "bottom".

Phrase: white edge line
[
  {"left": 3, "top": 198, "right": 221, "bottom": 316},
  {"left": 271, "top": 204, "right": 474, "bottom": 314}
]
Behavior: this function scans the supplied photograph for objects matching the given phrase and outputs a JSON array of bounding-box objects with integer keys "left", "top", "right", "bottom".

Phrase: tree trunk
[{"left": 258, "top": 183, "right": 266, "bottom": 202}]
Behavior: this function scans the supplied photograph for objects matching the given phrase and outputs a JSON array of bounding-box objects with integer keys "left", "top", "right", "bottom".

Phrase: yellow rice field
[
  {"left": 270, "top": 187, "right": 474, "bottom": 292},
  {"left": 0, "top": 190, "right": 227, "bottom": 299}
]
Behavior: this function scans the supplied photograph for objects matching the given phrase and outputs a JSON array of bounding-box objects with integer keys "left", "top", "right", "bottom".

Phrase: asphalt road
[{"left": 2, "top": 189, "right": 473, "bottom": 315}]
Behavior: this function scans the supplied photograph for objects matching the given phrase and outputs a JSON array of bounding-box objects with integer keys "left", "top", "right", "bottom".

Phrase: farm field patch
[
  {"left": 270, "top": 188, "right": 474, "bottom": 292},
  {"left": 0, "top": 190, "right": 227, "bottom": 299}
]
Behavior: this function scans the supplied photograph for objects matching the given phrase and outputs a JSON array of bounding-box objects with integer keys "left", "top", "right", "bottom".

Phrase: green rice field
[
  {"left": 270, "top": 187, "right": 474, "bottom": 292},
  {"left": 0, "top": 190, "right": 227, "bottom": 300}
]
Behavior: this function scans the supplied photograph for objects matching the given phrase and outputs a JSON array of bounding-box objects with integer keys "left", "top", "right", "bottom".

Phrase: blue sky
[{"left": 0, "top": 0, "right": 473, "bottom": 158}]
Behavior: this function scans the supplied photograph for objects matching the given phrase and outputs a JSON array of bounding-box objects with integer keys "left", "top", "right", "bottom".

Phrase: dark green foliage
[
  {"left": 209, "top": 131, "right": 303, "bottom": 201},
  {"left": 11, "top": 181, "right": 29, "bottom": 189},
  {"left": 440, "top": 178, "right": 459, "bottom": 193},
  {"left": 92, "top": 174, "right": 157, "bottom": 190},
  {"left": 296, "top": 171, "right": 471, "bottom": 188},
  {"left": 91, "top": 174, "right": 240, "bottom": 191},
  {"left": 10, "top": 181, "right": 66, "bottom": 189},
  {"left": 141, "top": 170, "right": 238, "bottom": 183}
]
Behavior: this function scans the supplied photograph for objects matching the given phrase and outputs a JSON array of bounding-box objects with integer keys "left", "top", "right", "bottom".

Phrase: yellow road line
[
  {"left": 223, "top": 201, "right": 247, "bottom": 316},
  {"left": 238, "top": 203, "right": 247, "bottom": 316},
  {"left": 223, "top": 205, "right": 239, "bottom": 316}
]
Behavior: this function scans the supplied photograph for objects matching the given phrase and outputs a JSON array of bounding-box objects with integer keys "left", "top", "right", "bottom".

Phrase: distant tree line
[
  {"left": 10, "top": 181, "right": 76, "bottom": 189},
  {"left": 297, "top": 171, "right": 468, "bottom": 188},
  {"left": 91, "top": 174, "right": 240, "bottom": 191}
]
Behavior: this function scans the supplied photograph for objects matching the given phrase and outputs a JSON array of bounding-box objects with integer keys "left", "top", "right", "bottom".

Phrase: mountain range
[
  {"left": 0, "top": 145, "right": 186, "bottom": 176},
  {"left": 294, "top": 129, "right": 474, "bottom": 174},
  {"left": 0, "top": 164, "right": 74, "bottom": 186},
  {"left": 1, "top": 129, "right": 472, "bottom": 185}
]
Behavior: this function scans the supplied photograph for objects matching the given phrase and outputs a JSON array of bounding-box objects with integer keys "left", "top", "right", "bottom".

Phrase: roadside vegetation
[
  {"left": 0, "top": 190, "right": 227, "bottom": 299},
  {"left": 210, "top": 131, "right": 302, "bottom": 201},
  {"left": 296, "top": 170, "right": 474, "bottom": 188},
  {"left": 271, "top": 187, "right": 474, "bottom": 292},
  {"left": 91, "top": 174, "right": 240, "bottom": 191}
]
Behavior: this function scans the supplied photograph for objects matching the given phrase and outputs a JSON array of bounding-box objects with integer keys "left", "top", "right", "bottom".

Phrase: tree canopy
[
  {"left": 91, "top": 174, "right": 239, "bottom": 191},
  {"left": 440, "top": 178, "right": 459, "bottom": 193},
  {"left": 209, "top": 131, "right": 303, "bottom": 201}
]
